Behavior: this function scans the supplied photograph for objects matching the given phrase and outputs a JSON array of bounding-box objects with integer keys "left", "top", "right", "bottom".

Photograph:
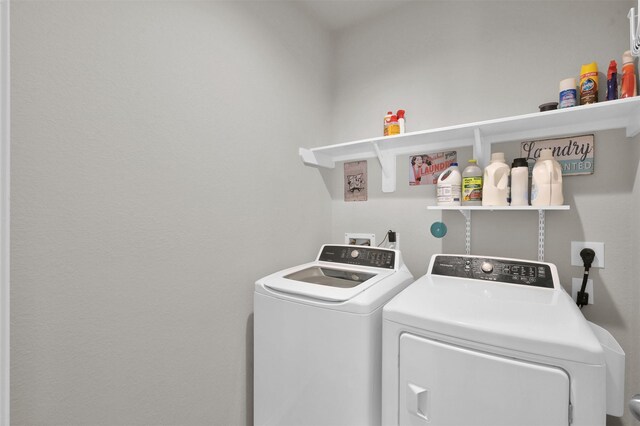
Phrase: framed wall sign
[
  {"left": 344, "top": 160, "right": 367, "bottom": 202},
  {"left": 521, "top": 134, "right": 594, "bottom": 176},
  {"left": 409, "top": 151, "right": 457, "bottom": 185}
]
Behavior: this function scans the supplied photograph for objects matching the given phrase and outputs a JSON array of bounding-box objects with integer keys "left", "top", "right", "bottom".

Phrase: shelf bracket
[
  {"left": 299, "top": 148, "right": 335, "bottom": 169},
  {"left": 626, "top": 106, "right": 640, "bottom": 137},
  {"left": 458, "top": 209, "right": 472, "bottom": 255},
  {"left": 472, "top": 128, "right": 491, "bottom": 168},
  {"left": 538, "top": 209, "right": 545, "bottom": 261},
  {"left": 373, "top": 142, "right": 396, "bottom": 192}
]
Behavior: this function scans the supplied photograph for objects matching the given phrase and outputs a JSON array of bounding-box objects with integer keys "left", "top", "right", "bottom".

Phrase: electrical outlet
[
  {"left": 572, "top": 277, "right": 594, "bottom": 304},
  {"left": 345, "top": 233, "right": 375, "bottom": 246},
  {"left": 571, "top": 241, "right": 605, "bottom": 268}
]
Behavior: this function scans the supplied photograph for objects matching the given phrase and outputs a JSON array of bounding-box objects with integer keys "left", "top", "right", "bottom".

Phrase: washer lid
[
  {"left": 257, "top": 245, "right": 403, "bottom": 303},
  {"left": 384, "top": 274, "right": 604, "bottom": 364},
  {"left": 283, "top": 266, "right": 377, "bottom": 288},
  {"left": 261, "top": 262, "right": 394, "bottom": 302}
]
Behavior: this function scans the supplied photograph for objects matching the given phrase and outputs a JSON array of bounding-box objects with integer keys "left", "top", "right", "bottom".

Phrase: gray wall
[
  {"left": 10, "top": 1, "right": 331, "bottom": 424},
  {"left": 633, "top": 132, "right": 640, "bottom": 415},
  {"left": 328, "top": 1, "right": 640, "bottom": 425},
  {"left": 9, "top": 0, "right": 640, "bottom": 425}
]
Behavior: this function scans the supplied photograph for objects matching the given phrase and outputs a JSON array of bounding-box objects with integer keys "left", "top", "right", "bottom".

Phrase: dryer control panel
[
  {"left": 430, "top": 255, "right": 554, "bottom": 288},
  {"left": 318, "top": 245, "right": 396, "bottom": 269}
]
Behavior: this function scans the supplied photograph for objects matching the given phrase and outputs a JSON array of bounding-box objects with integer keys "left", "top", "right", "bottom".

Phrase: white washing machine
[
  {"left": 254, "top": 244, "right": 414, "bottom": 426},
  {"left": 382, "top": 254, "right": 625, "bottom": 426}
]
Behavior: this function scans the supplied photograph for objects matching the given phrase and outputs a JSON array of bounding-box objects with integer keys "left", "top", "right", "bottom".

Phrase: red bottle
[{"left": 396, "top": 109, "right": 406, "bottom": 133}]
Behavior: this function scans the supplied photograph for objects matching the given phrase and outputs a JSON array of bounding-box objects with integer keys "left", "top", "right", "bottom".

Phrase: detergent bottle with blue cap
[{"left": 436, "top": 163, "right": 461, "bottom": 206}]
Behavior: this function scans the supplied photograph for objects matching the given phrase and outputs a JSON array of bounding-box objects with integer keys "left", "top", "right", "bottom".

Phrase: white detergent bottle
[
  {"left": 482, "top": 153, "right": 510, "bottom": 206},
  {"left": 510, "top": 158, "right": 530, "bottom": 206},
  {"left": 436, "top": 163, "right": 461, "bottom": 206},
  {"left": 531, "top": 148, "right": 564, "bottom": 206}
]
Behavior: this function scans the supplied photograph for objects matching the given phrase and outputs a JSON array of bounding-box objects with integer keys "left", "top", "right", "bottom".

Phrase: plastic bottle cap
[
  {"left": 491, "top": 152, "right": 506, "bottom": 162},
  {"left": 581, "top": 62, "right": 598, "bottom": 75},
  {"left": 539, "top": 102, "right": 558, "bottom": 112},
  {"left": 390, "top": 115, "right": 398, "bottom": 121},
  {"left": 512, "top": 158, "right": 528, "bottom": 168},
  {"left": 451, "top": 162, "right": 458, "bottom": 166},
  {"left": 623, "top": 50, "right": 633, "bottom": 64},
  {"left": 559, "top": 78, "right": 576, "bottom": 91},
  {"left": 538, "top": 149, "right": 554, "bottom": 160},
  {"left": 396, "top": 109, "right": 405, "bottom": 119},
  {"left": 468, "top": 159, "right": 477, "bottom": 164},
  {"left": 608, "top": 60, "right": 618, "bottom": 77}
]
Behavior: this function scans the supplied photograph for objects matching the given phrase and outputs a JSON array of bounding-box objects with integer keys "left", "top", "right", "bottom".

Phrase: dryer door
[{"left": 399, "top": 333, "right": 571, "bottom": 426}]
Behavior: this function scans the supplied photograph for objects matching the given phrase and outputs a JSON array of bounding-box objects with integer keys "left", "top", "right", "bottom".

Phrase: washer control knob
[
  {"left": 481, "top": 261, "right": 494, "bottom": 273},
  {"left": 350, "top": 250, "right": 360, "bottom": 259}
]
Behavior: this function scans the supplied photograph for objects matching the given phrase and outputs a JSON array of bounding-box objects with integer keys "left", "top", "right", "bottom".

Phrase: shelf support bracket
[
  {"left": 626, "top": 106, "right": 640, "bottom": 137},
  {"left": 538, "top": 209, "right": 545, "bottom": 261},
  {"left": 373, "top": 142, "right": 396, "bottom": 192},
  {"left": 299, "top": 148, "right": 335, "bottom": 169},
  {"left": 472, "top": 128, "right": 491, "bottom": 168},
  {"left": 458, "top": 209, "right": 472, "bottom": 255}
]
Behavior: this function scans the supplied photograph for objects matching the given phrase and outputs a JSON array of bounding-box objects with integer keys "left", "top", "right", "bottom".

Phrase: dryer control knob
[
  {"left": 481, "top": 262, "right": 494, "bottom": 273},
  {"left": 350, "top": 250, "right": 360, "bottom": 259}
]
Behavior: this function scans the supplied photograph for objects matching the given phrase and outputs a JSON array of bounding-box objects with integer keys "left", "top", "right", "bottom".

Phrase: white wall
[
  {"left": 10, "top": 1, "right": 640, "bottom": 424},
  {"left": 0, "top": 0, "right": 9, "bottom": 424},
  {"left": 631, "top": 131, "right": 640, "bottom": 423},
  {"left": 329, "top": 1, "right": 640, "bottom": 425},
  {"left": 10, "top": 1, "right": 332, "bottom": 424},
  {"left": 634, "top": 129, "right": 640, "bottom": 406}
]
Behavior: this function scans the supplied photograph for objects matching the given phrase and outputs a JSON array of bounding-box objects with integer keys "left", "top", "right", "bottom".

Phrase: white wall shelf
[
  {"left": 300, "top": 97, "right": 640, "bottom": 192},
  {"left": 428, "top": 205, "right": 571, "bottom": 211},
  {"left": 428, "top": 205, "right": 571, "bottom": 261}
]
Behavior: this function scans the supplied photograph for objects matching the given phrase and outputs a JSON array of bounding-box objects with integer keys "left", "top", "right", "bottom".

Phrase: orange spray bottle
[{"left": 621, "top": 50, "right": 637, "bottom": 98}]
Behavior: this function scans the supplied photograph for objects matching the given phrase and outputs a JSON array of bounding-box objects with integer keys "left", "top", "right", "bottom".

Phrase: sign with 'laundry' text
[{"left": 520, "top": 134, "right": 594, "bottom": 176}]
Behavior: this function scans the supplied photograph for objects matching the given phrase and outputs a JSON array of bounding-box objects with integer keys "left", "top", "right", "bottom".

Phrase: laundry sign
[
  {"left": 520, "top": 134, "right": 594, "bottom": 176},
  {"left": 409, "top": 151, "right": 457, "bottom": 185}
]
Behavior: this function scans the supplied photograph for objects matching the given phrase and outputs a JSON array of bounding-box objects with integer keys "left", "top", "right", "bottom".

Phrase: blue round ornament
[{"left": 430, "top": 221, "right": 447, "bottom": 238}]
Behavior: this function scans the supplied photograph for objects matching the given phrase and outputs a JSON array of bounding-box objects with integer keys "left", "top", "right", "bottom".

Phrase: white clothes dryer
[
  {"left": 382, "top": 254, "right": 625, "bottom": 426},
  {"left": 254, "top": 244, "right": 414, "bottom": 426}
]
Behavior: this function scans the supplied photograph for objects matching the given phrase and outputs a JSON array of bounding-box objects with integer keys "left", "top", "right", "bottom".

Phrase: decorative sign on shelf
[
  {"left": 344, "top": 160, "right": 367, "bottom": 202},
  {"left": 521, "top": 134, "right": 594, "bottom": 176},
  {"left": 409, "top": 151, "right": 457, "bottom": 185}
]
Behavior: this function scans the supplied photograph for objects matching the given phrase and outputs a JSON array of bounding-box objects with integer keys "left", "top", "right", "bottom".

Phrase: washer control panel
[
  {"left": 430, "top": 255, "right": 554, "bottom": 288},
  {"left": 318, "top": 245, "right": 396, "bottom": 269}
]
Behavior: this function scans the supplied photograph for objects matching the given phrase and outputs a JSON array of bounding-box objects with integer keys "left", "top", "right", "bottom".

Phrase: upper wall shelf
[{"left": 299, "top": 97, "right": 640, "bottom": 192}]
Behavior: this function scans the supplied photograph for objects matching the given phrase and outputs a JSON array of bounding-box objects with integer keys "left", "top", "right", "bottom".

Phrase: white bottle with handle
[
  {"left": 482, "top": 153, "right": 510, "bottom": 206},
  {"left": 436, "top": 163, "right": 462, "bottom": 206},
  {"left": 531, "top": 149, "right": 563, "bottom": 206}
]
